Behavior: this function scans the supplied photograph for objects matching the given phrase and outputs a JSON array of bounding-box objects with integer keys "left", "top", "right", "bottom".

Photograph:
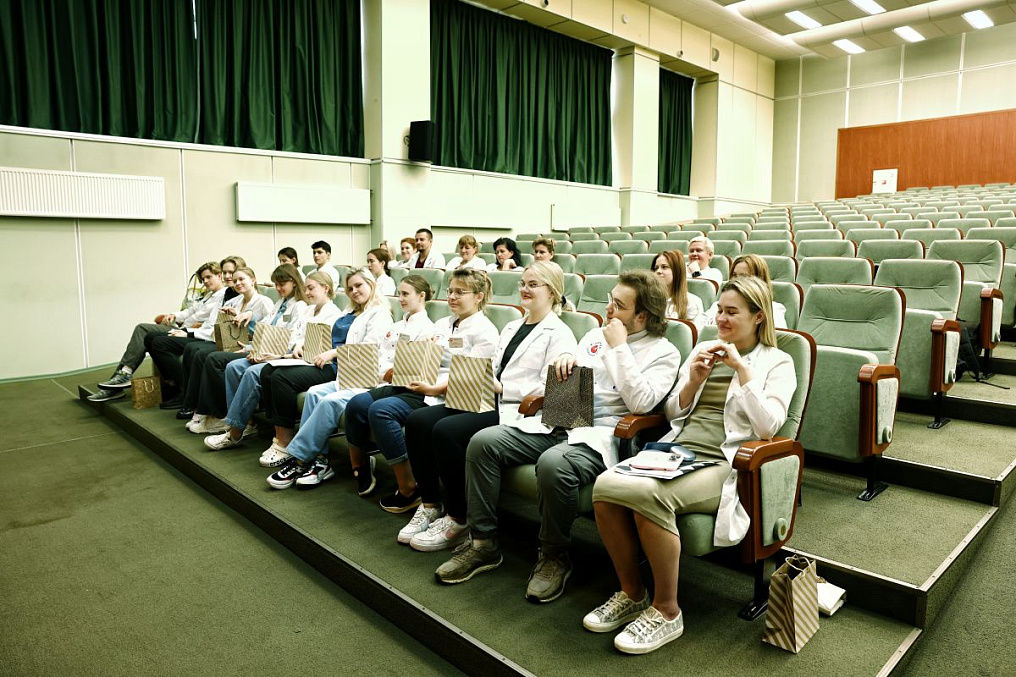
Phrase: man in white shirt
[
  {"left": 406, "top": 228, "right": 446, "bottom": 269},
  {"left": 311, "top": 240, "right": 343, "bottom": 287},
  {"left": 435, "top": 270, "right": 682, "bottom": 603},
  {"left": 687, "top": 236, "right": 723, "bottom": 285}
]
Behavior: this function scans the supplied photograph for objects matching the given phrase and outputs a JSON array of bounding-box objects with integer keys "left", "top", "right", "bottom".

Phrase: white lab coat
[
  {"left": 445, "top": 256, "right": 488, "bottom": 271},
  {"left": 690, "top": 265, "right": 724, "bottom": 285},
  {"left": 290, "top": 303, "right": 344, "bottom": 353},
  {"left": 177, "top": 288, "right": 226, "bottom": 326},
  {"left": 376, "top": 274, "right": 397, "bottom": 297},
  {"left": 658, "top": 340, "right": 797, "bottom": 548},
  {"left": 407, "top": 251, "right": 446, "bottom": 269},
  {"left": 666, "top": 294, "right": 706, "bottom": 331}
]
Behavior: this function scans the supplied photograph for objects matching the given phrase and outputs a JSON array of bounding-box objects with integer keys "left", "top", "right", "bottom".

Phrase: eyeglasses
[
  {"left": 446, "top": 289, "right": 476, "bottom": 299},
  {"left": 517, "top": 281, "right": 547, "bottom": 291},
  {"left": 606, "top": 295, "right": 624, "bottom": 310}
]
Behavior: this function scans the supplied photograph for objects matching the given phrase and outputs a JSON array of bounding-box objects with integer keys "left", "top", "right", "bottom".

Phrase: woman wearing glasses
[
  {"left": 398, "top": 261, "right": 577, "bottom": 551},
  {"left": 341, "top": 268, "right": 501, "bottom": 513}
]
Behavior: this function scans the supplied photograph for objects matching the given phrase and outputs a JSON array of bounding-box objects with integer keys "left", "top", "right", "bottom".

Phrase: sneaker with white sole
[
  {"left": 259, "top": 439, "right": 291, "bottom": 468},
  {"left": 240, "top": 421, "right": 259, "bottom": 439},
  {"left": 204, "top": 430, "right": 243, "bottom": 451},
  {"left": 98, "top": 370, "right": 132, "bottom": 389},
  {"left": 87, "top": 388, "right": 126, "bottom": 403},
  {"left": 435, "top": 537, "right": 503, "bottom": 585},
  {"left": 294, "top": 457, "right": 335, "bottom": 488},
  {"left": 613, "top": 607, "right": 684, "bottom": 655},
  {"left": 185, "top": 416, "right": 205, "bottom": 433},
  {"left": 410, "top": 515, "right": 469, "bottom": 552},
  {"left": 525, "top": 551, "right": 572, "bottom": 603},
  {"left": 583, "top": 591, "right": 651, "bottom": 633},
  {"left": 397, "top": 504, "right": 444, "bottom": 545},
  {"left": 188, "top": 416, "right": 229, "bottom": 435},
  {"left": 266, "top": 457, "right": 307, "bottom": 490}
]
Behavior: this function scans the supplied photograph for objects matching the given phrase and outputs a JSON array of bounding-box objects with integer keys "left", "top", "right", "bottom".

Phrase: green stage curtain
[
  {"left": 658, "top": 68, "right": 693, "bottom": 195},
  {"left": 431, "top": 0, "right": 611, "bottom": 186}
]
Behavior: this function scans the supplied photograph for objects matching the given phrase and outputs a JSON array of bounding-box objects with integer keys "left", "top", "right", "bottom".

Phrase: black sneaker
[
  {"left": 379, "top": 488, "right": 422, "bottom": 514},
  {"left": 175, "top": 408, "right": 195, "bottom": 420},
  {"left": 267, "top": 457, "right": 306, "bottom": 490},
  {"left": 354, "top": 455, "right": 377, "bottom": 496},
  {"left": 87, "top": 388, "right": 126, "bottom": 403},
  {"left": 98, "top": 370, "right": 132, "bottom": 389},
  {"left": 294, "top": 456, "right": 335, "bottom": 489},
  {"left": 159, "top": 395, "right": 183, "bottom": 410}
]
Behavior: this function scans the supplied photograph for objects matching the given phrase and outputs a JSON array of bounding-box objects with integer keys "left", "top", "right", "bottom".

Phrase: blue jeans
[
  {"left": 224, "top": 362, "right": 269, "bottom": 431},
  {"left": 286, "top": 382, "right": 361, "bottom": 463},
  {"left": 225, "top": 358, "right": 258, "bottom": 406},
  {"left": 344, "top": 390, "right": 425, "bottom": 465}
]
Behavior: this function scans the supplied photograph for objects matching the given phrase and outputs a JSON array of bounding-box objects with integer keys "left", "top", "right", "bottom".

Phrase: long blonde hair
[
  {"left": 344, "top": 268, "right": 388, "bottom": 315},
  {"left": 720, "top": 276, "right": 777, "bottom": 347},
  {"left": 523, "top": 261, "right": 566, "bottom": 315}
]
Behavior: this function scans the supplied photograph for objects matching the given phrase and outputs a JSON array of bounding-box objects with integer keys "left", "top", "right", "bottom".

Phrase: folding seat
[
  {"left": 684, "top": 223, "right": 717, "bottom": 234},
  {"left": 389, "top": 267, "right": 409, "bottom": 287},
  {"left": 926, "top": 240, "right": 1006, "bottom": 357},
  {"left": 886, "top": 202, "right": 918, "bottom": 210},
  {"left": 486, "top": 304, "right": 524, "bottom": 333},
  {"left": 649, "top": 240, "right": 689, "bottom": 254},
  {"left": 649, "top": 224, "right": 674, "bottom": 233},
  {"left": 749, "top": 230, "right": 792, "bottom": 242},
  {"left": 985, "top": 183, "right": 1011, "bottom": 189},
  {"left": 665, "top": 231, "right": 701, "bottom": 241},
  {"left": 559, "top": 310, "right": 602, "bottom": 342},
  {"left": 520, "top": 253, "right": 535, "bottom": 267},
  {"left": 571, "top": 240, "right": 609, "bottom": 255},
  {"left": 927, "top": 201, "right": 960, "bottom": 210},
  {"left": 772, "top": 281, "right": 803, "bottom": 329},
  {"left": 569, "top": 232, "right": 599, "bottom": 241},
  {"left": 723, "top": 216, "right": 756, "bottom": 226},
  {"left": 847, "top": 228, "right": 898, "bottom": 245},
  {"left": 478, "top": 252, "right": 498, "bottom": 265},
  {"left": 608, "top": 240, "right": 648, "bottom": 256},
  {"left": 554, "top": 241, "right": 573, "bottom": 255},
  {"left": 621, "top": 225, "right": 649, "bottom": 234},
  {"left": 885, "top": 218, "right": 931, "bottom": 235},
  {"left": 978, "top": 200, "right": 1004, "bottom": 211},
  {"left": 796, "top": 240, "right": 856, "bottom": 259},
  {"left": 425, "top": 299, "right": 451, "bottom": 323},
  {"left": 794, "top": 229, "right": 843, "bottom": 243},
  {"left": 599, "top": 232, "right": 632, "bottom": 244},
  {"left": 593, "top": 226, "right": 621, "bottom": 234},
  {"left": 635, "top": 231, "right": 667, "bottom": 242},
  {"left": 618, "top": 253, "right": 656, "bottom": 274},
  {"left": 692, "top": 217, "right": 722, "bottom": 226},
  {"left": 569, "top": 227, "right": 594, "bottom": 234},
  {"left": 485, "top": 271, "right": 523, "bottom": 305},
  {"left": 998, "top": 217, "right": 1016, "bottom": 231},
  {"left": 873, "top": 213, "right": 909, "bottom": 226},
  {"left": 830, "top": 213, "right": 870, "bottom": 230},
  {"left": 742, "top": 240, "right": 795, "bottom": 257},
  {"left": 576, "top": 274, "right": 618, "bottom": 316},
  {"left": 759, "top": 255, "right": 798, "bottom": 283},
  {"left": 968, "top": 226, "right": 1016, "bottom": 264},
  {"left": 574, "top": 253, "right": 621, "bottom": 276},
  {"left": 754, "top": 221, "right": 792, "bottom": 231},
  {"left": 901, "top": 206, "right": 930, "bottom": 217},
  {"left": 729, "top": 212, "right": 759, "bottom": 220},
  {"left": 711, "top": 255, "right": 731, "bottom": 280},
  {"left": 978, "top": 209, "right": 1016, "bottom": 226},
  {"left": 861, "top": 208, "right": 895, "bottom": 218},
  {"left": 926, "top": 212, "right": 962, "bottom": 227},
  {"left": 798, "top": 284, "right": 905, "bottom": 500},
  {"left": 716, "top": 222, "right": 753, "bottom": 234},
  {"left": 756, "top": 215, "right": 790, "bottom": 223},
  {"left": 551, "top": 253, "right": 576, "bottom": 273},
  {"left": 563, "top": 273, "right": 584, "bottom": 308},
  {"left": 516, "top": 233, "right": 541, "bottom": 242},
  {"left": 712, "top": 240, "right": 741, "bottom": 258},
  {"left": 958, "top": 184, "right": 982, "bottom": 190},
  {"left": 710, "top": 230, "right": 747, "bottom": 245},
  {"left": 857, "top": 239, "right": 924, "bottom": 266},
  {"left": 874, "top": 259, "right": 963, "bottom": 428},
  {"left": 902, "top": 228, "right": 961, "bottom": 247},
  {"left": 796, "top": 257, "right": 873, "bottom": 295},
  {"left": 956, "top": 205, "right": 986, "bottom": 217},
  {"left": 688, "top": 278, "right": 719, "bottom": 309},
  {"left": 938, "top": 217, "right": 990, "bottom": 237}
]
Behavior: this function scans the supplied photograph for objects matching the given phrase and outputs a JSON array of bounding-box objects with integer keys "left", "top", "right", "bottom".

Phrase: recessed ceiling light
[
  {"left": 833, "top": 39, "right": 865, "bottom": 54},
  {"left": 850, "top": 0, "right": 886, "bottom": 15},
  {"left": 963, "top": 10, "right": 994, "bottom": 30},
  {"left": 893, "top": 26, "right": 925, "bottom": 42},
  {"left": 786, "top": 11, "right": 822, "bottom": 30}
]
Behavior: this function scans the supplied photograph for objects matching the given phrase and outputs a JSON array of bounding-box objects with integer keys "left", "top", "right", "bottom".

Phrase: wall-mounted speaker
[{"left": 408, "top": 120, "right": 435, "bottom": 163}]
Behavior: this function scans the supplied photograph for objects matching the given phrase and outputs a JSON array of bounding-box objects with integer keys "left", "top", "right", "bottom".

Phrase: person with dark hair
[
  {"left": 445, "top": 235, "right": 487, "bottom": 270},
  {"left": 311, "top": 241, "right": 342, "bottom": 287},
  {"left": 366, "top": 248, "right": 396, "bottom": 295},
  {"left": 277, "top": 247, "right": 303, "bottom": 279},
  {"left": 652, "top": 250, "right": 704, "bottom": 330},
  {"left": 407, "top": 228, "right": 445, "bottom": 269},
  {"left": 392, "top": 237, "right": 416, "bottom": 270},
  {"left": 488, "top": 237, "right": 523, "bottom": 271},
  {"left": 219, "top": 256, "right": 247, "bottom": 302},
  {"left": 435, "top": 270, "right": 682, "bottom": 604},
  {"left": 702, "top": 254, "right": 787, "bottom": 329}
]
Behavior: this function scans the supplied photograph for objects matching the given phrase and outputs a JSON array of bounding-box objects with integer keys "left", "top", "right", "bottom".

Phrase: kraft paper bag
[
  {"left": 214, "top": 312, "right": 245, "bottom": 352},
  {"left": 541, "top": 366, "right": 594, "bottom": 428},
  {"left": 336, "top": 343, "right": 381, "bottom": 389},
  {"left": 762, "top": 555, "right": 820, "bottom": 654},
  {"left": 302, "top": 323, "right": 333, "bottom": 363},
  {"left": 250, "top": 324, "right": 292, "bottom": 361},
  {"left": 131, "top": 376, "right": 162, "bottom": 409},
  {"left": 445, "top": 355, "right": 496, "bottom": 413},
  {"left": 391, "top": 341, "right": 443, "bottom": 387}
]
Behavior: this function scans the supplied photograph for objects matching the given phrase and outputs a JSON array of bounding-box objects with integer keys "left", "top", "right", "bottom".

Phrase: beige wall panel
[
  {"left": 964, "top": 21, "right": 1016, "bottom": 69},
  {"left": 801, "top": 55, "right": 847, "bottom": 94},
  {"left": 798, "top": 91, "right": 846, "bottom": 202},
  {"left": 0, "top": 219, "right": 84, "bottom": 378},
  {"left": 0, "top": 132, "right": 72, "bottom": 170},
  {"left": 775, "top": 58, "right": 800, "bottom": 99},
  {"left": 271, "top": 157, "right": 353, "bottom": 187},
  {"left": 690, "top": 80, "right": 718, "bottom": 196},
  {"left": 900, "top": 74, "right": 959, "bottom": 121},
  {"left": 714, "top": 82, "right": 736, "bottom": 197},
  {"left": 850, "top": 47, "right": 902, "bottom": 87},
  {"left": 755, "top": 95, "right": 774, "bottom": 203},
  {"left": 711, "top": 35, "right": 734, "bottom": 84},
  {"left": 847, "top": 83, "right": 900, "bottom": 128},
  {"left": 613, "top": 0, "right": 648, "bottom": 44},
  {"left": 351, "top": 163, "right": 371, "bottom": 190},
  {"left": 572, "top": 0, "right": 612, "bottom": 33},
  {"left": 733, "top": 44, "right": 758, "bottom": 93},
  {"left": 902, "top": 34, "right": 961, "bottom": 79},
  {"left": 959, "top": 63, "right": 1016, "bottom": 114},
  {"left": 681, "top": 22, "right": 711, "bottom": 71},
  {"left": 648, "top": 7, "right": 681, "bottom": 56},
  {"left": 757, "top": 55, "right": 776, "bottom": 99},
  {"left": 727, "top": 87, "right": 758, "bottom": 199},
  {"left": 182, "top": 149, "right": 274, "bottom": 275},
  {"left": 771, "top": 98, "right": 798, "bottom": 204},
  {"left": 72, "top": 141, "right": 188, "bottom": 366}
]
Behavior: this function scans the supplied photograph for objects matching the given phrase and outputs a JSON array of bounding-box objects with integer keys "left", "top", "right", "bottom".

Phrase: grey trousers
[
  {"left": 465, "top": 425, "right": 607, "bottom": 556},
  {"left": 119, "top": 323, "right": 170, "bottom": 371}
]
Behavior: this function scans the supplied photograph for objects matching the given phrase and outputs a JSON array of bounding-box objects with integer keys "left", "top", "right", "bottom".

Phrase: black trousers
[
  {"left": 405, "top": 405, "right": 500, "bottom": 520},
  {"left": 196, "top": 351, "right": 249, "bottom": 417},
  {"left": 261, "top": 363, "right": 334, "bottom": 429},
  {"left": 146, "top": 334, "right": 201, "bottom": 390},
  {"left": 182, "top": 342, "right": 220, "bottom": 410}
]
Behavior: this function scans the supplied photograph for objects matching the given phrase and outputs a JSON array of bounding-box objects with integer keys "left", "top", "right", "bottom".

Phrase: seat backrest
[
  {"left": 874, "top": 258, "right": 962, "bottom": 320},
  {"left": 902, "top": 228, "right": 961, "bottom": 246},
  {"left": 478, "top": 252, "right": 497, "bottom": 265},
  {"left": 884, "top": 217, "right": 927, "bottom": 234},
  {"left": 980, "top": 209, "right": 1016, "bottom": 225},
  {"left": 485, "top": 304, "right": 524, "bottom": 333},
  {"left": 425, "top": 299, "right": 451, "bottom": 323},
  {"left": 938, "top": 217, "right": 990, "bottom": 236},
  {"left": 569, "top": 227, "right": 594, "bottom": 234},
  {"left": 710, "top": 255, "right": 730, "bottom": 280},
  {"left": 716, "top": 222, "right": 753, "bottom": 234},
  {"left": 560, "top": 310, "right": 601, "bottom": 342},
  {"left": 956, "top": 205, "right": 986, "bottom": 217},
  {"left": 796, "top": 257, "right": 874, "bottom": 294},
  {"left": 479, "top": 242, "right": 495, "bottom": 253},
  {"left": 487, "top": 270, "right": 523, "bottom": 305},
  {"left": 742, "top": 240, "right": 795, "bottom": 257},
  {"left": 847, "top": 227, "right": 898, "bottom": 244},
  {"left": 437, "top": 269, "right": 455, "bottom": 300},
  {"left": 554, "top": 241, "right": 574, "bottom": 254},
  {"left": 389, "top": 267, "right": 409, "bottom": 286},
  {"left": 794, "top": 229, "right": 842, "bottom": 242},
  {"left": 601, "top": 231, "right": 632, "bottom": 242},
  {"left": 873, "top": 213, "right": 909, "bottom": 226},
  {"left": 552, "top": 253, "right": 576, "bottom": 273},
  {"left": 967, "top": 227, "right": 1016, "bottom": 264},
  {"left": 593, "top": 226, "right": 621, "bottom": 234},
  {"left": 563, "top": 273, "right": 584, "bottom": 306},
  {"left": 650, "top": 240, "right": 689, "bottom": 254},
  {"left": 691, "top": 217, "right": 721, "bottom": 226},
  {"left": 520, "top": 253, "right": 535, "bottom": 267},
  {"left": 649, "top": 224, "right": 674, "bottom": 233},
  {"left": 760, "top": 255, "right": 798, "bottom": 283},
  {"left": 569, "top": 233, "right": 600, "bottom": 242},
  {"left": 621, "top": 225, "right": 649, "bottom": 234},
  {"left": 665, "top": 319, "right": 697, "bottom": 362},
  {"left": 772, "top": 281, "right": 803, "bottom": 330},
  {"left": 575, "top": 253, "right": 621, "bottom": 275},
  {"left": 857, "top": 239, "right": 924, "bottom": 264},
  {"left": 712, "top": 240, "right": 742, "bottom": 258},
  {"left": 572, "top": 240, "right": 609, "bottom": 255},
  {"left": 927, "top": 240, "right": 1004, "bottom": 285},
  {"left": 793, "top": 221, "right": 835, "bottom": 232},
  {"left": 684, "top": 223, "right": 716, "bottom": 234},
  {"left": 688, "top": 278, "right": 719, "bottom": 309},
  {"left": 796, "top": 239, "right": 856, "bottom": 259},
  {"left": 710, "top": 230, "right": 747, "bottom": 245},
  {"left": 609, "top": 240, "right": 649, "bottom": 255},
  {"left": 799, "top": 284, "right": 904, "bottom": 363},
  {"left": 619, "top": 253, "right": 656, "bottom": 274},
  {"left": 665, "top": 231, "right": 701, "bottom": 241},
  {"left": 516, "top": 233, "right": 540, "bottom": 242},
  {"left": 749, "top": 230, "right": 792, "bottom": 241},
  {"left": 753, "top": 221, "right": 792, "bottom": 231},
  {"left": 635, "top": 231, "right": 668, "bottom": 242},
  {"left": 830, "top": 213, "right": 869, "bottom": 227},
  {"left": 925, "top": 212, "right": 961, "bottom": 226},
  {"left": 577, "top": 275, "right": 619, "bottom": 315}
]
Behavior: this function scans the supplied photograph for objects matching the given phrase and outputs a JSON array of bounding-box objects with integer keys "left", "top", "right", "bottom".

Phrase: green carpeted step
[
  {"left": 887, "top": 411, "right": 1016, "bottom": 478},
  {"left": 948, "top": 373, "right": 1016, "bottom": 405}
]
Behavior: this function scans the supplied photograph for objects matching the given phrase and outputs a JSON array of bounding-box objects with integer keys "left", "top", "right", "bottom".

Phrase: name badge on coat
[{"left": 449, "top": 337, "right": 464, "bottom": 349}]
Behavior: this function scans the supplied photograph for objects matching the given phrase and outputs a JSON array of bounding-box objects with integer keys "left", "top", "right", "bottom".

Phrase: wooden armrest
[
  {"left": 930, "top": 318, "right": 962, "bottom": 393},
  {"left": 614, "top": 414, "right": 669, "bottom": 440},
  {"left": 979, "top": 287, "right": 1003, "bottom": 349},
  {"left": 519, "top": 395, "right": 544, "bottom": 416},
  {"left": 732, "top": 437, "right": 798, "bottom": 472},
  {"left": 383, "top": 368, "right": 393, "bottom": 383},
  {"left": 735, "top": 438, "right": 805, "bottom": 563},
  {"left": 858, "top": 363, "right": 900, "bottom": 458}
]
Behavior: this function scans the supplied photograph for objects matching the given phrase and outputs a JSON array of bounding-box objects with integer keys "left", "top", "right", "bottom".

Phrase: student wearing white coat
[
  {"left": 703, "top": 254, "right": 787, "bottom": 330},
  {"left": 400, "top": 262, "right": 578, "bottom": 552},
  {"left": 444, "top": 235, "right": 488, "bottom": 270},
  {"left": 586, "top": 276, "right": 796, "bottom": 655}
]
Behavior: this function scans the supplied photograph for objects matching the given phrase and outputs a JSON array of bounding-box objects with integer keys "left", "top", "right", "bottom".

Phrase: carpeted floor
[{"left": 887, "top": 411, "right": 1016, "bottom": 477}]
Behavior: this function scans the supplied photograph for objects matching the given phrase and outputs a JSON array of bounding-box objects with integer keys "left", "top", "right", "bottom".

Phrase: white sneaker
[
  {"left": 240, "top": 421, "right": 259, "bottom": 439},
  {"left": 613, "top": 607, "right": 684, "bottom": 655},
  {"left": 189, "top": 416, "right": 229, "bottom": 434},
  {"left": 410, "top": 515, "right": 469, "bottom": 552},
  {"left": 204, "top": 431, "right": 243, "bottom": 451},
  {"left": 259, "top": 439, "right": 291, "bottom": 467},
  {"left": 583, "top": 591, "right": 651, "bottom": 633},
  {"left": 185, "top": 415, "right": 205, "bottom": 433},
  {"left": 397, "top": 505, "right": 444, "bottom": 545}
]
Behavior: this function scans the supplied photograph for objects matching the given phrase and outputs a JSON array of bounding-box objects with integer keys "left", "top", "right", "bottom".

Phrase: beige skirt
[{"left": 592, "top": 462, "right": 730, "bottom": 536}]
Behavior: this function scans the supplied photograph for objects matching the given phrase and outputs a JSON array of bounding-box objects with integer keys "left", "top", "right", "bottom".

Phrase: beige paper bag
[
  {"left": 302, "top": 323, "right": 333, "bottom": 363},
  {"left": 336, "top": 343, "right": 380, "bottom": 389},
  {"left": 250, "top": 324, "right": 292, "bottom": 360},
  {"left": 762, "top": 555, "right": 820, "bottom": 653},
  {"left": 445, "top": 355, "right": 496, "bottom": 413},
  {"left": 391, "top": 341, "right": 443, "bottom": 387}
]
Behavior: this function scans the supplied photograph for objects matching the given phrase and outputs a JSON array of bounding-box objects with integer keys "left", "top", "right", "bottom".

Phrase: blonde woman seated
[
  {"left": 703, "top": 254, "right": 787, "bottom": 329},
  {"left": 445, "top": 235, "right": 488, "bottom": 270},
  {"left": 585, "top": 276, "right": 797, "bottom": 655},
  {"left": 651, "top": 251, "right": 704, "bottom": 331}
]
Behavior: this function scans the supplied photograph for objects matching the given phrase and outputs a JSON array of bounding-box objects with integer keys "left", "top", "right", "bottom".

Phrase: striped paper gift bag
[
  {"left": 250, "top": 324, "right": 291, "bottom": 361},
  {"left": 444, "top": 355, "right": 495, "bottom": 413},
  {"left": 302, "top": 323, "right": 333, "bottom": 363},
  {"left": 391, "top": 341, "right": 443, "bottom": 387},
  {"left": 762, "top": 555, "right": 820, "bottom": 653},
  {"left": 214, "top": 312, "right": 245, "bottom": 352},
  {"left": 336, "top": 344, "right": 380, "bottom": 389}
]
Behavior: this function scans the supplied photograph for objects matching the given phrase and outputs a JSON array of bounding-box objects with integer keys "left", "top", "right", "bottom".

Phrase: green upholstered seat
[
  {"left": 575, "top": 254, "right": 621, "bottom": 276},
  {"left": 772, "top": 281, "right": 803, "bottom": 330},
  {"left": 649, "top": 240, "right": 689, "bottom": 254},
  {"left": 749, "top": 230, "right": 792, "bottom": 241},
  {"left": 600, "top": 231, "right": 632, "bottom": 243},
  {"left": 847, "top": 227, "right": 898, "bottom": 244},
  {"left": 425, "top": 299, "right": 451, "bottom": 323},
  {"left": 967, "top": 227, "right": 1016, "bottom": 325},
  {"left": 710, "top": 256, "right": 730, "bottom": 280},
  {"left": 487, "top": 271, "right": 523, "bottom": 305},
  {"left": 742, "top": 240, "right": 795, "bottom": 257},
  {"left": 712, "top": 241, "right": 742, "bottom": 258},
  {"left": 576, "top": 275, "right": 617, "bottom": 317},
  {"left": 516, "top": 233, "right": 540, "bottom": 242},
  {"left": 608, "top": 240, "right": 649, "bottom": 255},
  {"left": 796, "top": 257, "right": 873, "bottom": 294},
  {"left": 665, "top": 231, "right": 701, "bottom": 241},
  {"left": 938, "top": 218, "right": 990, "bottom": 237},
  {"left": 793, "top": 221, "right": 835, "bottom": 232},
  {"left": 759, "top": 255, "right": 798, "bottom": 283},
  {"left": 716, "top": 222, "right": 753, "bottom": 234},
  {"left": 684, "top": 223, "right": 717, "bottom": 234},
  {"left": 593, "top": 226, "right": 621, "bottom": 234},
  {"left": 795, "top": 240, "right": 856, "bottom": 260},
  {"left": 794, "top": 229, "right": 842, "bottom": 243},
  {"left": 619, "top": 253, "right": 656, "bottom": 274},
  {"left": 873, "top": 213, "right": 910, "bottom": 226},
  {"left": 560, "top": 310, "right": 601, "bottom": 342},
  {"left": 688, "top": 278, "right": 718, "bottom": 309},
  {"left": 635, "top": 231, "right": 668, "bottom": 242},
  {"left": 389, "top": 268, "right": 409, "bottom": 286},
  {"left": 621, "top": 225, "right": 649, "bottom": 234},
  {"left": 571, "top": 239, "right": 609, "bottom": 254},
  {"left": 569, "top": 226, "right": 594, "bottom": 234},
  {"left": 554, "top": 240, "right": 573, "bottom": 254},
  {"left": 753, "top": 221, "right": 792, "bottom": 231},
  {"left": 551, "top": 254, "right": 575, "bottom": 273},
  {"left": 480, "top": 242, "right": 496, "bottom": 253},
  {"left": 710, "top": 230, "right": 747, "bottom": 245},
  {"left": 692, "top": 217, "right": 722, "bottom": 226},
  {"left": 927, "top": 240, "right": 1005, "bottom": 346},
  {"left": 902, "top": 228, "right": 961, "bottom": 246},
  {"left": 857, "top": 239, "right": 924, "bottom": 265},
  {"left": 485, "top": 304, "right": 523, "bottom": 333},
  {"left": 569, "top": 232, "right": 600, "bottom": 242},
  {"left": 886, "top": 218, "right": 931, "bottom": 235}
]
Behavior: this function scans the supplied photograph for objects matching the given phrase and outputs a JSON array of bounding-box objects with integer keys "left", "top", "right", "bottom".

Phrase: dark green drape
[
  {"left": 0, "top": 0, "right": 363, "bottom": 157},
  {"left": 431, "top": 0, "right": 611, "bottom": 186},
  {"left": 658, "top": 68, "right": 693, "bottom": 196}
]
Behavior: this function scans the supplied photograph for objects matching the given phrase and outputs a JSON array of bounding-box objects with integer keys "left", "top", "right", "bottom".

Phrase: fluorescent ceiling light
[
  {"left": 833, "top": 39, "right": 865, "bottom": 54},
  {"left": 963, "top": 10, "right": 994, "bottom": 29},
  {"left": 786, "top": 11, "right": 822, "bottom": 30},
  {"left": 850, "top": 0, "right": 886, "bottom": 15},
  {"left": 893, "top": 26, "right": 925, "bottom": 42}
]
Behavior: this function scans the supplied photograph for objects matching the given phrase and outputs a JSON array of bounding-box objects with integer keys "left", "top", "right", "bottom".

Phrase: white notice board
[{"left": 872, "top": 169, "right": 898, "bottom": 194}]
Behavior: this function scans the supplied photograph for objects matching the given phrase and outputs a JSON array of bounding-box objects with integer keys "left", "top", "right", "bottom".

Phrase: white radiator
[
  {"left": 235, "top": 182, "right": 371, "bottom": 224},
  {"left": 0, "top": 166, "right": 165, "bottom": 220}
]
